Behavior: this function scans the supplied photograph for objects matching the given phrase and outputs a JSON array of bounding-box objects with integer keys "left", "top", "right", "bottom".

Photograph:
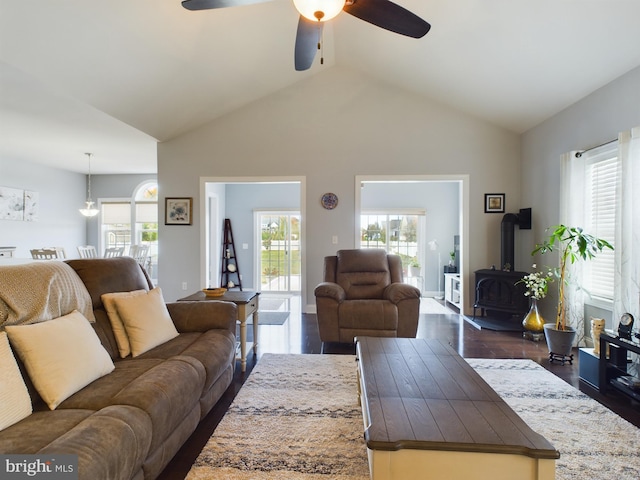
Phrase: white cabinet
[
  {"left": 0, "top": 247, "right": 16, "bottom": 258},
  {"left": 444, "top": 273, "right": 461, "bottom": 310}
]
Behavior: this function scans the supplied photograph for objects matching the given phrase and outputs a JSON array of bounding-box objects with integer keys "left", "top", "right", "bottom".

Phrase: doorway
[
  {"left": 200, "top": 177, "right": 306, "bottom": 305},
  {"left": 256, "top": 211, "right": 301, "bottom": 293},
  {"left": 355, "top": 175, "right": 468, "bottom": 311}
]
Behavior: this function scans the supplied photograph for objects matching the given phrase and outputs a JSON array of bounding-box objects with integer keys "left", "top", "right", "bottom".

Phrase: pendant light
[{"left": 79, "top": 152, "right": 99, "bottom": 217}]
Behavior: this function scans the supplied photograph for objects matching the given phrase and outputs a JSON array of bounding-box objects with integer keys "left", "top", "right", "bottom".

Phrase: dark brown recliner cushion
[{"left": 336, "top": 249, "right": 390, "bottom": 299}]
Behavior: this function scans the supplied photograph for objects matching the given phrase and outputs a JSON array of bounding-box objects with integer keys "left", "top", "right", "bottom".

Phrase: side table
[
  {"left": 598, "top": 331, "right": 640, "bottom": 401},
  {"left": 179, "top": 290, "right": 260, "bottom": 372}
]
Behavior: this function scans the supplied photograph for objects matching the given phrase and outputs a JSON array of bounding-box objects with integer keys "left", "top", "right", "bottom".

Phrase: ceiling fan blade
[
  {"left": 181, "top": 0, "right": 270, "bottom": 10},
  {"left": 343, "top": 0, "right": 431, "bottom": 38},
  {"left": 294, "top": 16, "right": 323, "bottom": 71}
]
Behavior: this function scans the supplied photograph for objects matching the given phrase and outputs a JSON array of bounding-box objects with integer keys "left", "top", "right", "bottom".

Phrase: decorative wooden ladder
[{"left": 221, "top": 219, "right": 242, "bottom": 291}]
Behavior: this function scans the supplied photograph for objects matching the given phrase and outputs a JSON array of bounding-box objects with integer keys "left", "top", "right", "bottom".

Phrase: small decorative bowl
[{"left": 202, "top": 287, "right": 227, "bottom": 297}]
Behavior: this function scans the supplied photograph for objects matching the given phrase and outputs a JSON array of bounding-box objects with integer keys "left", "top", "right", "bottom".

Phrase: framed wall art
[
  {"left": 0, "top": 186, "right": 39, "bottom": 222},
  {"left": 0, "top": 186, "right": 24, "bottom": 221},
  {"left": 165, "top": 197, "right": 193, "bottom": 225},
  {"left": 484, "top": 193, "right": 505, "bottom": 213}
]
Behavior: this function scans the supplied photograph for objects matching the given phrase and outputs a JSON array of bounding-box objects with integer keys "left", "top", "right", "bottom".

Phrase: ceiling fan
[{"left": 181, "top": 0, "right": 431, "bottom": 71}]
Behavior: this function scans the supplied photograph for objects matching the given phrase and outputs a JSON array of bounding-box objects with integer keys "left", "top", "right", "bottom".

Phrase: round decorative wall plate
[{"left": 321, "top": 192, "right": 338, "bottom": 210}]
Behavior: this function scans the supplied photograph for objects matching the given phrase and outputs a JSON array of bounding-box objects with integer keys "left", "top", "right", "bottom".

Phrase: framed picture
[
  {"left": 165, "top": 197, "right": 193, "bottom": 225},
  {"left": 0, "top": 186, "right": 24, "bottom": 221},
  {"left": 484, "top": 193, "right": 505, "bottom": 213}
]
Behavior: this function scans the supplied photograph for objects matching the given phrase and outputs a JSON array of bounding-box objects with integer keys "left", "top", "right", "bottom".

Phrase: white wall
[
  {"left": 520, "top": 66, "right": 640, "bottom": 322},
  {"left": 158, "top": 66, "right": 521, "bottom": 309},
  {"left": 0, "top": 157, "right": 86, "bottom": 258}
]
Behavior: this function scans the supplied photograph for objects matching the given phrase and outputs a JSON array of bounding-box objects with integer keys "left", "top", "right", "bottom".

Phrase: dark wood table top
[
  {"left": 356, "top": 336, "right": 559, "bottom": 459},
  {"left": 178, "top": 290, "right": 259, "bottom": 304}
]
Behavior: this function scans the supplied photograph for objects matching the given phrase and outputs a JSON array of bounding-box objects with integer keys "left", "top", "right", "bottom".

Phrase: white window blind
[
  {"left": 102, "top": 202, "right": 131, "bottom": 224},
  {"left": 584, "top": 147, "right": 618, "bottom": 301},
  {"left": 135, "top": 203, "right": 157, "bottom": 223}
]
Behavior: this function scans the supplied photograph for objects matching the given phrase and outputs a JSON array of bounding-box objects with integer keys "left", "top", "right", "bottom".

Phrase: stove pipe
[{"left": 501, "top": 213, "right": 518, "bottom": 271}]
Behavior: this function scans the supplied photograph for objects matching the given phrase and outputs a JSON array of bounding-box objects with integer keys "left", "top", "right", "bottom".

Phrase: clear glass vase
[{"left": 522, "top": 298, "right": 545, "bottom": 333}]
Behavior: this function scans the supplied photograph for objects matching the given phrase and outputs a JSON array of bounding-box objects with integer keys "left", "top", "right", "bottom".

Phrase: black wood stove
[
  {"left": 473, "top": 269, "right": 528, "bottom": 319},
  {"left": 473, "top": 209, "right": 531, "bottom": 321}
]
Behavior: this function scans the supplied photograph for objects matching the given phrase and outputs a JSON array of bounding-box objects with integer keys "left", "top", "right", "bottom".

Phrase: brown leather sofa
[
  {"left": 314, "top": 249, "right": 421, "bottom": 343},
  {"left": 0, "top": 257, "right": 237, "bottom": 480}
]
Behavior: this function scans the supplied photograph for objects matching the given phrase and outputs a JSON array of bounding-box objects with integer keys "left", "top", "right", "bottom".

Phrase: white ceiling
[{"left": 1, "top": 0, "right": 639, "bottom": 174}]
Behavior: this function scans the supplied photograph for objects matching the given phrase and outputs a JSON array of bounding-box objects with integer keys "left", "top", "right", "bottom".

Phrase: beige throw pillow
[
  {"left": 102, "top": 289, "right": 147, "bottom": 358},
  {"left": 112, "top": 287, "right": 179, "bottom": 357},
  {"left": 0, "top": 331, "right": 32, "bottom": 430},
  {"left": 5, "top": 310, "right": 115, "bottom": 410}
]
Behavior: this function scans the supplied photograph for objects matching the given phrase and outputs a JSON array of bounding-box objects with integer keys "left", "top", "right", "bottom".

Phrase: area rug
[
  {"left": 187, "top": 354, "right": 640, "bottom": 480},
  {"left": 468, "top": 359, "right": 640, "bottom": 479},
  {"left": 420, "top": 297, "right": 453, "bottom": 315},
  {"left": 259, "top": 297, "right": 287, "bottom": 311},
  {"left": 187, "top": 354, "right": 368, "bottom": 480},
  {"left": 255, "top": 311, "right": 289, "bottom": 326}
]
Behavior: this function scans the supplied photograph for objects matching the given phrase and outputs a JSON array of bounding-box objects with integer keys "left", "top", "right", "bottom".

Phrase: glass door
[
  {"left": 258, "top": 212, "right": 301, "bottom": 293},
  {"left": 360, "top": 211, "right": 425, "bottom": 290}
]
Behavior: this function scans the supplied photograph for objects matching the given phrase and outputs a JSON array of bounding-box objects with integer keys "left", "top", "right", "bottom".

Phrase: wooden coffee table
[
  {"left": 355, "top": 336, "right": 559, "bottom": 480},
  {"left": 179, "top": 290, "right": 259, "bottom": 372}
]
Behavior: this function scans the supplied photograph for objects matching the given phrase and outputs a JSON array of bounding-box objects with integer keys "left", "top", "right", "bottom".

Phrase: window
[
  {"left": 360, "top": 211, "right": 424, "bottom": 269},
  {"left": 99, "top": 181, "right": 158, "bottom": 270},
  {"left": 102, "top": 202, "right": 131, "bottom": 253},
  {"left": 582, "top": 144, "right": 618, "bottom": 302},
  {"left": 134, "top": 182, "right": 158, "bottom": 266}
]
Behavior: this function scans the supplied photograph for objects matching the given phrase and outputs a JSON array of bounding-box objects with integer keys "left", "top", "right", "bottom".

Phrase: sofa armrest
[
  {"left": 383, "top": 283, "right": 421, "bottom": 304},
  {"left": 314, "top": 282, "right": 346, "bottom": 303},
  {"left": 166, "top": 301, "right": 237, "bottom": 335}
]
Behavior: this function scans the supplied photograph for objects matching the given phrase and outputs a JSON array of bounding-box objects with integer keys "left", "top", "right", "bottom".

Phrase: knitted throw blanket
[{"left": 0, "top": 261, "right": 95, "bottom": 329}]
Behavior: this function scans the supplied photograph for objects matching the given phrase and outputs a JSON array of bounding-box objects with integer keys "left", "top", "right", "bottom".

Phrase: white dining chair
[
  {"left": 103, "top": 247, "right": 125, "bottom": 258},
  {"left": 30, "top": 248, "right": 60, "bottom": 260},
  {"left": 77, "top": 245, "right": 98, "bottom": 258}
]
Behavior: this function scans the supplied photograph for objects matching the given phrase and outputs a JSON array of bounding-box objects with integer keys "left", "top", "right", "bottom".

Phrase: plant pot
[
  {"left": 543, "top": 323, "right": 577, "bottom": 357},
  {"left": 409, "top": 266, "right": 421, "bottom": 277}
]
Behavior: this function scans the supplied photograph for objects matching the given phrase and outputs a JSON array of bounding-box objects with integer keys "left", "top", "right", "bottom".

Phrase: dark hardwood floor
[{"left": 158, "top": 298, "right": 640, "bottom": 480}]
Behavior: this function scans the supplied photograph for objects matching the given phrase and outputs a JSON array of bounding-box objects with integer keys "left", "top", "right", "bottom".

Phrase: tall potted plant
[{"left": 532, "top": 225, "right": 613, "bottom": 361}]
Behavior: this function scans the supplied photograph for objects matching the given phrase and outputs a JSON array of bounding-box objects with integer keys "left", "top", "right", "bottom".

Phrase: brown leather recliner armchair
[{"left": 314, "top": 249, "right": 421, "bottom": 343}]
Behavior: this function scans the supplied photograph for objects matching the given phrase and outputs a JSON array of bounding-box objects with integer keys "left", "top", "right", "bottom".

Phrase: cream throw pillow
[
  {"left": 0, "top": 331, "right": 32, "bottom": 430},
  {"left": 5, "top": 310, "right": 115, "bottom": 410},
  {"left": 102, "top": 289, "right": 147, "bottom": 358},
  {"left": 112, "top": 287, "right": 179, "bottom": 357}
]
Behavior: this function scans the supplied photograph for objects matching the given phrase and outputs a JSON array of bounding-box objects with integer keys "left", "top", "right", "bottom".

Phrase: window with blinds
[
  {"left": 99, "top": 182, "right": 158, "bottom": 259},
  {"left": 583, "top": 146, "right": 618, "bottom": 301},
  {"left": 101, "top": 202, "right": 131, "bottom": 249}
]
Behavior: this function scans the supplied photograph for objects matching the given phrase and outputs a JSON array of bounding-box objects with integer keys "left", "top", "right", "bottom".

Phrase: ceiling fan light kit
[
  {"left": 181, "top": 0, "right": 430, "bottom": 70},
  {"left": 292, "top": 0, "right": 344, "bottom": 22}
]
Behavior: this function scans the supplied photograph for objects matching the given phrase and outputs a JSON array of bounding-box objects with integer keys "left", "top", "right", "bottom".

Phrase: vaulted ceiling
[{"left": 1, "top": 0, "right": 639, "bottom": 174}]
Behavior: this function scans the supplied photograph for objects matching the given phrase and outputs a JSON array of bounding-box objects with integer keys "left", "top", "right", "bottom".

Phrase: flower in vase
[{"left": 518, "top": 264, "right": 554, "bottom": 300}]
